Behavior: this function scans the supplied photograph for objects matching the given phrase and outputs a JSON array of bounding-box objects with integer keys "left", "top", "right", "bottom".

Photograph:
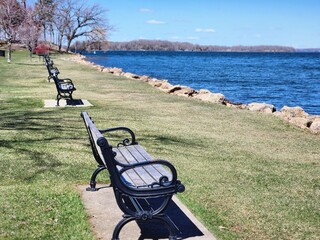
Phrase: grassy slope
[{"left": 0, "top": 51, "right": 319, "bottom": 240}]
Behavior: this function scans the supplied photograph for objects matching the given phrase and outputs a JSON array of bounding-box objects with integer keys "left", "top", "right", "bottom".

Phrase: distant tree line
[{"left": 71, "top": 39, "right": 296, "bottom": 53}]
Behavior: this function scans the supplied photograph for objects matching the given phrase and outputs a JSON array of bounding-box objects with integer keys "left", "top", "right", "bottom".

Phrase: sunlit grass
[{"left": 0, "top": 50, "right": 319, "bottom": 239}]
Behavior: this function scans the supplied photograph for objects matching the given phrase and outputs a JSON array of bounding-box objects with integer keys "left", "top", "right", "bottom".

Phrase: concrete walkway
[
  {"left": 77, "top": 185, "right": 216, "bottom": 240},
  {"left": 44, "top": 99, "right": 93, "bottom": 108}
]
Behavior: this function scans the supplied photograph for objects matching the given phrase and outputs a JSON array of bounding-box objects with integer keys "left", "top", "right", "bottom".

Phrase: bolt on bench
[{"left": 80, "top": 112, "right": 185, "bottom": 240}]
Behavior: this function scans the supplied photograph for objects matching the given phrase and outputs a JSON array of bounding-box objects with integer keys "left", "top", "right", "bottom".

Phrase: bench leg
[
  {"left": 153, "top": 214, "right": 178, "bottom": 240},
  {"left": 86, "top": 165, "right": 107, "bottom": 191},
  {"left": 112, "top": 214, "right": 177, "bottom": 240},
  {"left": 112, "top": 216, "right": 135, "bottom": 240},
  {"left": 56, "top": 94, "right": 61, "bottom": 106}
]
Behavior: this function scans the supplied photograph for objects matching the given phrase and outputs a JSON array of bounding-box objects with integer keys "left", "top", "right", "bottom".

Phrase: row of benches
[
  {"left": 42, "top": 56, "right": 187, "bottom": 239},
  {"left": 44, "top": 55, "right": 76, "bottom": 106}
]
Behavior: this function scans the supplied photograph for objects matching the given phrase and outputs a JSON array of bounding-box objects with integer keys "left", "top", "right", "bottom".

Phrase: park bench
[
  {"left": 80, "top": 111, "right": 185, "bottom": 240},
  {"left": 44, "top": 55, "right": 59, "bottom": 81},
  {"left": 42, "top": 55, "right": 76, "bottom": 106},
  {"left": 52, "top": 74, "right": 76, "bottom": 106}
]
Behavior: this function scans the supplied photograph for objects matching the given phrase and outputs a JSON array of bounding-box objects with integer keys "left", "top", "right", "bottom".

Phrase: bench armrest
[
  {"left": 100, "top": 127, "right": 137, "bottom": 146},
  {"left": 119, "top": 159, "right": 185, "bottom": 193}
]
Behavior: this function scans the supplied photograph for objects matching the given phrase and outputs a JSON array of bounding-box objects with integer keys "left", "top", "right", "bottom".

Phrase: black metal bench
[
  {"left": 80, "top": 111, "right": 185, "bottom": 240},
  {"left": 50, "top": 72, "right": 76, "bottom": 106},
  {"left": 44, "top": 55, "right": 59, "bottom": 81},
  {"left": 42, "top": 55, "right": 76, "bottom": 106}
]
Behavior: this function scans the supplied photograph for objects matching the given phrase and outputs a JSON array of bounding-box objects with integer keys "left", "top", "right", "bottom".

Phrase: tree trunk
[{"left": 7, "top": 41, "right": 12, "bottom": 63}]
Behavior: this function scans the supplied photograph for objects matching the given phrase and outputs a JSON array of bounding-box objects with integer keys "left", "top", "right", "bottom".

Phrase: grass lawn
[{"left": 0, "top": 50, "right": 319, "bottom": 240}]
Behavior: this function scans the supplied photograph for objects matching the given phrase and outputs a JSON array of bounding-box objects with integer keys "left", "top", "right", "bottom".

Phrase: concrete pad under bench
[
  {"left": 44, "top": 99, "right": 93, "bottom": 108},
  {"left": 77, "top": 185, "right": 216, "bottom": 240}
]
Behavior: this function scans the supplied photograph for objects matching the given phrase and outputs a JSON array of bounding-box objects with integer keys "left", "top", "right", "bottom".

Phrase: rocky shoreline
[{"left": 67, "top": 54, "right": 320, "bottom": 134}]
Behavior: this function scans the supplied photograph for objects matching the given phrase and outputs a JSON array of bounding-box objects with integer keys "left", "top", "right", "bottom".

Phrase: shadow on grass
[{"left": 0, "top": 109, "right": 86, "bottom": 183}]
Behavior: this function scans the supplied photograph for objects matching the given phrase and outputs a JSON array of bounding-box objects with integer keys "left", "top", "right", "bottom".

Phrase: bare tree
[
  {"left": 18, "top": 6, "right": 42, "bottom": 57},
  {"left": 0, "top": 0, "right": 26, "bottom": 63},
  {"left": 53, "top": 0, "right": 71, "bottom": 52},
  {"left": 55, "top": 0, "right": 109, "bottom": 52},
  {"left": 34, "top": 0, "right": 56, "bottom": 42}
]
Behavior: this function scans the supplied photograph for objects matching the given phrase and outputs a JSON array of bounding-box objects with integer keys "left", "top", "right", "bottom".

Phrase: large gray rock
[
  {"left": 310, "top": 120, "right": 320, "bottom": 134},
  {"left": 171, "top": 86, "right": 197, "bottom": 97},
  {"left": 289, "top": 117, "right": 313, "bottom": 129},
  {"left": 123, "top": 72, "right": 141, "bottom": 79},
  {"left": 278, "top": 106, "right": 309, "bottom": 120},
  {"left": 248, "top": 102, "right": 276, "bottom": 113},
  {"left": 193, "top": 90, "right": 225, "bottom": 104}
]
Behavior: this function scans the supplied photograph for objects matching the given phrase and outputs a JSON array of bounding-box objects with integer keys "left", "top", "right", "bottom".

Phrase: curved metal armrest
[
  {"left": 120, "top": 159, "right": 176, "bottom": 184},
  {"left": 100, "top": 127, "right": 137, "bottom": 146},
  {"left": 119, "top": 159, "right": 185, "bottom": 194}
]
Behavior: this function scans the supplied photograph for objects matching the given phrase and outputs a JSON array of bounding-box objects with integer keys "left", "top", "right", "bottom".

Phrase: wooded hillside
[{"left": 73, "top": 39, "right": 296, "bottom": 52}]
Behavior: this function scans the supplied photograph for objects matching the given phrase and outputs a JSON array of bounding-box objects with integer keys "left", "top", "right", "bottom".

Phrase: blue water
[{"left": 83, "top": 51, "right": 320, "bottom": 115}]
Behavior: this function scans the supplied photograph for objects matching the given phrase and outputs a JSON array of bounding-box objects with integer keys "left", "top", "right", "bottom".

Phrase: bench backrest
[{"left": 81, "top": 112, "right": 106, "bottom": 166}]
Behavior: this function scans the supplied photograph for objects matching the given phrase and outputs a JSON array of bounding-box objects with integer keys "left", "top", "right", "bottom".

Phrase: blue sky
[{"left": 91, "top": 0, "right": 319, "bottom": 48}]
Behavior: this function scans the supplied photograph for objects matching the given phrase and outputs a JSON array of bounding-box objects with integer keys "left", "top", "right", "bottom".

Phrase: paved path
[
  {"left": 77, "top": 185, "right": 216, "bottom": 240},
  {"left": 44, "top": 99, "right": 93, "bottom": 108}
]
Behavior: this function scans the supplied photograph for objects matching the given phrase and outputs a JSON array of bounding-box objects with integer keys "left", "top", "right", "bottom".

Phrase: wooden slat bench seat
[{"left": 80, "top": 111, "right": 185, "bottom": 240}]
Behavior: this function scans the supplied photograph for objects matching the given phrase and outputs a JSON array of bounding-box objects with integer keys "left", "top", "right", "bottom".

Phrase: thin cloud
[
  {"left": 140, "top": 8, "right": 152, "bottom": 12},
  {"left": 187, "top": 36, "right": 199, "bottom": 40},
  {"left": 195, "top": 28, "right": 215, "bottom": 33},
  {"left": 146, "top": 19, "right": 166, "bottom": 24}
]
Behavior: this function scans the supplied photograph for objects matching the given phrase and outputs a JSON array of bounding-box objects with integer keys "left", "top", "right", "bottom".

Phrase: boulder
[
  {"left": 158, "top": 81, "right": 173, "bottom": 91},
  {"left": 310, "top": 120, "right": 320, "bottom": 134},
  {"left": 123, "top": 72, "right": 140, "bottom": 79},
  {"left": 171, "top": 86, "right": 197, "bottom": 97},
  {"left": 289, "top": 117, "right": 313, "bottom": 129},
  {"left": 279, "top": 106, "right": 309, "bottom": 120},
  {"left": 149, "top": 79, "right": 169, "bottom": 88},
  {"left": 248, "top": 102, "right": 276, "bottom": 113},
  {"left": 193, "top": 90, "right": 225, "bottom": 104},
  {"left": 102, "top": 67, "right": 123, "bottom": 74},
  {"left": 225, "top": 101, "right": 248, "bottom": 109},
  {"left": 139, "top": 75, "right": 151, "bottom": 82},
  {"left": 94, "top": 65, "right": 104, "bottom": 71},
  {"left": 166, "top": 85, "right": 182, "bottom": 93}
]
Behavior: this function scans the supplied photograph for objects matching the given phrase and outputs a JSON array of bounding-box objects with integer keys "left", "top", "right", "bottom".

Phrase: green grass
[{"left": 0, "top": 50, "right": 319, "bottom": 239}]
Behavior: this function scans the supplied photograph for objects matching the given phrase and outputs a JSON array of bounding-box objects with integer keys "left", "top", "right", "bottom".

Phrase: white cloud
[
  {"left": 195, "top": 28, "right": 215, "bottom": 33},
  {"left": 146, "top": 19, "right": 166, "bottom": 24},
  {"left": 140, "top": 8, "right": 152, "bottom": 12}
]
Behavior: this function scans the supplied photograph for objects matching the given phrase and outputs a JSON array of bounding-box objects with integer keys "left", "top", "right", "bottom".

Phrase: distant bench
[
  {"left": 80, "top": 111, "right": 185, "bottom": 240},
  {"left": 52, "top": 74, "right": 76, "bottom": 106},
  {"left": 43, "top": 55, "right": 76, "bottom": 106},
  {"left": 44, "top": 55, "right": 59, "bottom": 81}
]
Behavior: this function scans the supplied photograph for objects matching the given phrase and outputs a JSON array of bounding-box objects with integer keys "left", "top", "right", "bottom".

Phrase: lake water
[{"left": 83, "top": 51, "right": 320, "bottom": 115}]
